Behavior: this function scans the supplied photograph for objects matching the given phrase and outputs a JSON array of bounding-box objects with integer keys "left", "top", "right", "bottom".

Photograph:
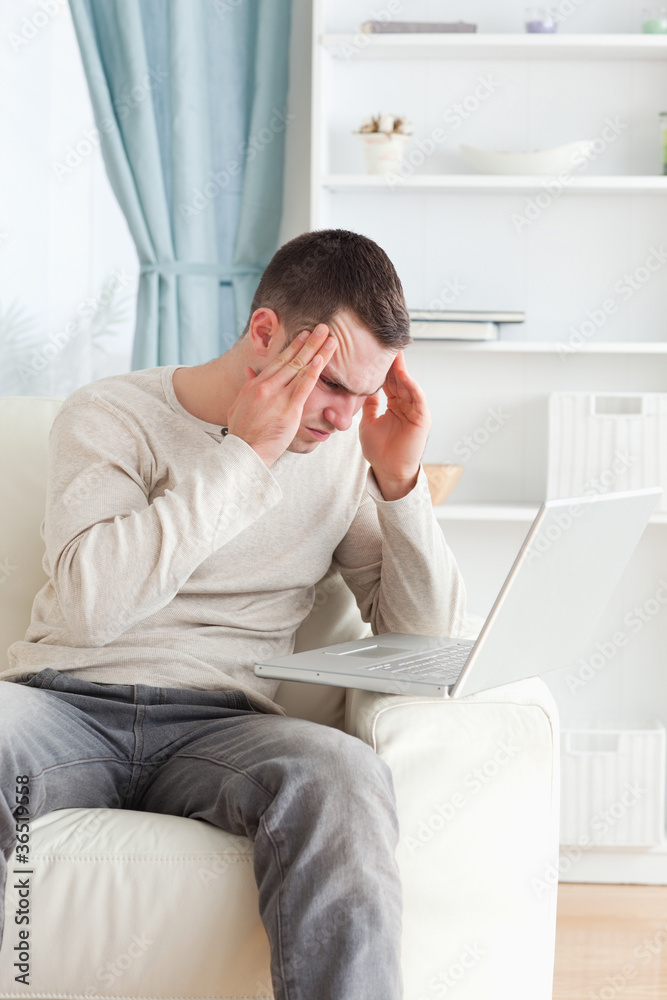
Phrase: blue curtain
[{"left": 68, "top": 0, "right": 293, "bottom": 368}]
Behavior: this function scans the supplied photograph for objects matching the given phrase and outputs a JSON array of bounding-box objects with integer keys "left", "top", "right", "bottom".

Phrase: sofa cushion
[
  {"left": 0, "top": 397, "right": 64, "bottom": 662},
  {"left": 0, "top": 807, "right": 273, "bottom": 998}
]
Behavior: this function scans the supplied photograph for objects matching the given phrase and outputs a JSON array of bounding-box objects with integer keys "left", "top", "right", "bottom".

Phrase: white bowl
[{"left": 459, "top": 140, "right": 596, "bottom": 176}]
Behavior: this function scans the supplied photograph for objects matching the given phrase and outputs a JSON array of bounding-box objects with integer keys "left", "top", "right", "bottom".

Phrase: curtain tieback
[{"left": 139, "top": 262, "right": 263, "bottom": 284}]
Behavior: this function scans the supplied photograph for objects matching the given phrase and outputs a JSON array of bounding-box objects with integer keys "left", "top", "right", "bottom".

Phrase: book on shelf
[
  {"left": 409, "top": 309, "right": 524, "bottom": 341},
  {"left": 409, "top": 309, "right": 525, "bottom": 323},
  {"left": 361, "top": 21, "right": 477, "bottom": 34},
  {"left": 410, "top": 321, "right": 499, "bottom": 341}
]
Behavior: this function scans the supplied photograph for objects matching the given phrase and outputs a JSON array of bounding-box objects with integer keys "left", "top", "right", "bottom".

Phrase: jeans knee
[{"left": 297, "top": 726, "right": 395, "bottom": 810}]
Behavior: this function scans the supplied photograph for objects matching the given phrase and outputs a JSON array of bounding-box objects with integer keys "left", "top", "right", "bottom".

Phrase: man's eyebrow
[{"left": 322, "top": 366, "right": 383, "bottom": 396}]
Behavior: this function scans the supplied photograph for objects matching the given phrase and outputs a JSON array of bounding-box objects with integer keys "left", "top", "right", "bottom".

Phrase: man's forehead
[{"left": 322, "top": 358, "right": 393, "bottom": 396}]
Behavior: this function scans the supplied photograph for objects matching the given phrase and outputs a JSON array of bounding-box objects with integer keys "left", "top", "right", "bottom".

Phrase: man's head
[{"left": 235, "top": 229, "right": 411, "bottom": 453}]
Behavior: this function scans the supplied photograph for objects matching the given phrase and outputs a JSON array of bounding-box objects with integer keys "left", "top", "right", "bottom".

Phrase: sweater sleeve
[
  {"left": 43, "top": 399, "right": 282, "bottom": 647},
  {"left": 331, "top": 463, "right": 467, "bottom": 638}
]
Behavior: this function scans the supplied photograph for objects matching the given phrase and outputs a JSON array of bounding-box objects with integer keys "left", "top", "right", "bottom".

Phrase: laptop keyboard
[{"left": 361, "top": 645, "right": 471, "bottom": 683}]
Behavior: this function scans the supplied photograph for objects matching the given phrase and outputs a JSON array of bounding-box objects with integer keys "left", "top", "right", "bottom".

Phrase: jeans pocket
[
  {"left": 10, "top": 668, "right": 54, "bottom": 688},
  {"left": 237, "top": 691, "right": 259, "bottom": 713}
]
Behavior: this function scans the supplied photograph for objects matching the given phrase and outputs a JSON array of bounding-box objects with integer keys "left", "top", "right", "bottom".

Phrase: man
[{"left": 0, "top": 229, "right": 465, "bottom": 999}]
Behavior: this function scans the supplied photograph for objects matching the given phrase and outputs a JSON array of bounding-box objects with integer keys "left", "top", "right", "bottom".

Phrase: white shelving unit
[
  {"left": 322, "top": 32, "right": 667, "bottom": 61},
  {"left": 385, "top": 341, "right": 667, "bottom": 353},
  {"left": 433, "top": 503, "right": 667, "bottom": 524},
  {"left": 311, "top": 0, "right": 667, "bottom": 882},
  {"left": 323, "top": 174, "right": 667, "bottom": 194}
]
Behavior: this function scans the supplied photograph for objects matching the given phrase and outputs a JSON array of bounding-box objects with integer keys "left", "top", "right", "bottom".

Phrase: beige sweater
[{"left": 3, "top": 365, "right": 466, "bottom": 714}]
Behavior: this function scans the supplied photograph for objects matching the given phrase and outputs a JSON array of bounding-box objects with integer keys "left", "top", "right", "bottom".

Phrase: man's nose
[{"left": 323, "top": 397, "right": 362, "bottom": 432}]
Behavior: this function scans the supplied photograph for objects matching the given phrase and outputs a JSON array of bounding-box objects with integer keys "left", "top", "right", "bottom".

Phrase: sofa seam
[
  {"left": 25, "top": 855, "right": 254, "bottom": 862},
  {"left": 365, "top": 695, "right": 558, "bottom": 751}
]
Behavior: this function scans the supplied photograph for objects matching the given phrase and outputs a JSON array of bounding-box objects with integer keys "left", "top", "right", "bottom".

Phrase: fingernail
[{"left": 298, "top": 330, "right": 309, "bottom": 341}]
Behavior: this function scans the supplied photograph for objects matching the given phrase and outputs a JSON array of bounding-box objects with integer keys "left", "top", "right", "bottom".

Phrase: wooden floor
[{"left": 553, "top": 884, "right": 667, "bottom": 999}]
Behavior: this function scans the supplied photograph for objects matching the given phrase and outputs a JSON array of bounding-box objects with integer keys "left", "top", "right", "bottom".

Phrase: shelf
[
  {"left": 322, "top": 174, "right": 667, "bottom": 195},
  {"left": 322, "top": 32, "right": 667, "bottom": 61},
  {"left": 433, "top": 503, "right": 538, "bottom": 522},
  {"left": 433, "top": 503, "right": 667, "bottom": 523},
  {"left": 409, "top": 340, "right": 667, "bottom": 353}
]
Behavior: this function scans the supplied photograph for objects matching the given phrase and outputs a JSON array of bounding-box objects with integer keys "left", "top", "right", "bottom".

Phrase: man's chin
[
  {"left": 286, "top": 427, "right": 334, "bottom": 453},
  {"left": 286, "top": 435, "right": 320, "bottom": 454}
]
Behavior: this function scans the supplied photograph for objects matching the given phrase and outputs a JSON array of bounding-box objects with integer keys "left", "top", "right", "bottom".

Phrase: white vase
[{"left": 357, "top": 132, "right": 410, "bottom": 175}]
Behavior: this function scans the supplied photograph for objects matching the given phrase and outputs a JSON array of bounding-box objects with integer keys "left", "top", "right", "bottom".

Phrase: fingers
[
  {"left": 382, "top": 354, "right": 430, "bottom": 424},
  {"left": 287, "top": 325, "right": 335, "bottom": 378},
  {"left": 257, "top": 324, "right": 332, "bottom": 387},
  {"left": 290, "top": 335, "right": 338, "bottom": 399},
  {"left": 360, "top": 392, "right": 381, "bottom": 424},
  {"left": 385, "top": 352, "right": 419, "bottom": 401}
]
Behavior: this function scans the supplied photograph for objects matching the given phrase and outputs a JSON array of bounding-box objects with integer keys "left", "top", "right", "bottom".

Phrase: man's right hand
[{"left": 226, "top": 324, "right": 337, "bottom": 467}]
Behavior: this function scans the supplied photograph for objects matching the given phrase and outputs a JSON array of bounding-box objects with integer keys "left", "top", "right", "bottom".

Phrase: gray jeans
[{"left": 0, "top": 668, "right": 403, "bottom": 1000}]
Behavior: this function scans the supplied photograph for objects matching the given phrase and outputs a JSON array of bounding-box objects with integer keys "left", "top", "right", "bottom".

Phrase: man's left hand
[{"left": 359, "top": 351, "right": 431, "bottom": 501}]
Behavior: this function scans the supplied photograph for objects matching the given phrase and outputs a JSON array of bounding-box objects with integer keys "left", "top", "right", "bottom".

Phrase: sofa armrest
[{"left": 345, "top": 677, "right": 560, "bottom": 1000}]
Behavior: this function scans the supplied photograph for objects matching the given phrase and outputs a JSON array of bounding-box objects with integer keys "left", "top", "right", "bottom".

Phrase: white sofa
[{"left": 0, "top": 396, "right": 560, "bottom": 1000}]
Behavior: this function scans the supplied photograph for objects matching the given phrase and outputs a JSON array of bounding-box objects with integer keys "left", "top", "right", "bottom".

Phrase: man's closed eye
[{"left": 320, "top": 377, "right": 341, "bottom": 391}]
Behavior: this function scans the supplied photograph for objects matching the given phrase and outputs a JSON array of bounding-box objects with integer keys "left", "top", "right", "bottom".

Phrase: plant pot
[{"left": 357, "top": 132, "right": 410, "bottom": 175}]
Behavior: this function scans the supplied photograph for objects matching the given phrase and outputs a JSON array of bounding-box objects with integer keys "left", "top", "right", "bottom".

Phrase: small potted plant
[{"left": 355, "top": 113, "right": 413, "bottom": 175}]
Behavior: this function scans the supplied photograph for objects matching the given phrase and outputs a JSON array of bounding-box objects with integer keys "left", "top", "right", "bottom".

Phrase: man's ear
[{"left": 247, "top": 308, "right": 283, "bottom": 356}]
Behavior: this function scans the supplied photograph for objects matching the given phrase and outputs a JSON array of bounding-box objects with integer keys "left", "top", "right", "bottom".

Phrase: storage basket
[
  {"left": 560, "top": 723, "right": 666, "bottom": 847},
  {"left": 547, "top": 392, "right": 667, "bottom": 511}
]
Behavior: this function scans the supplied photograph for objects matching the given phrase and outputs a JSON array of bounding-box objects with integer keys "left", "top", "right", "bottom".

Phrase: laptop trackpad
[{"left": 324, "top": 645, "right": 412, "bottom": 658}]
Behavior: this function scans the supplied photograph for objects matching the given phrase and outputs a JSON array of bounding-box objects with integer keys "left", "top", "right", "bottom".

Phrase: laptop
[{"left": 255, "top": 488, "right": 661, "bottom": 699}]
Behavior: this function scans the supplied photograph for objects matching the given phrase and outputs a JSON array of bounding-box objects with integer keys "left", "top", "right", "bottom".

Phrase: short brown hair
[{"left": 241, "top": 229, "right": 411, "bottom": 349}]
